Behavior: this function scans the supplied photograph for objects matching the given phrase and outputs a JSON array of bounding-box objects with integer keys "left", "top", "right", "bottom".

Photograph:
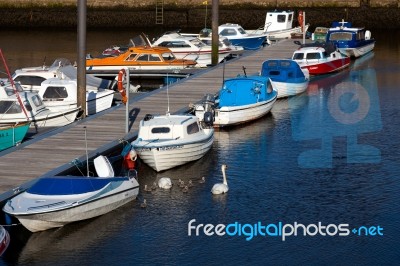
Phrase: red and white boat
[
  {"left": 291, "top": 41, "right": 350, "bottom": 75},
  {"left": 0, "top": 225, "right": 10, "bottom": 256}
]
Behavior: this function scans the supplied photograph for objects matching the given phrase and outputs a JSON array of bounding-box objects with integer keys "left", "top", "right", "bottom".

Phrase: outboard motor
[
  {"left": 203, "top": 111, "right": 214, "bottom": 127},
  {"left": 202, "top": 93, "right": 215, "bottom": 112}
]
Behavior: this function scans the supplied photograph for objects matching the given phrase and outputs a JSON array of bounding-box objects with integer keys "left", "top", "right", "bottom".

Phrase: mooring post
[
  {"left": 77, "top": 0, "right": 87, "bottom": 117},
  {"left": 211, "top": 0, "right": 219, "bottom": 65}
]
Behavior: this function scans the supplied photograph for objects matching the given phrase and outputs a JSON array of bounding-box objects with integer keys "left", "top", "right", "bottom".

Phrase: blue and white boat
[
  {"left": 3, "top": 155, "right": 140, "bottom": 232},
  {"left": 261, "top": 59, "right": 309, "bottom": 98},
  {"left": 218, "top": 23, "right": 268, "bottom": 50},
  {"left": 194, "top": 74, "right": 277, "bottom": 127},
  {"left": 326, "top": 20, "right": 375, "bottom": 58}
]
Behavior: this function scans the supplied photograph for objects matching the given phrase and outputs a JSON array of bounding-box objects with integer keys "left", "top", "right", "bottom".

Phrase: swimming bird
[
  {"left": 199, "top": 176, "right": 205, "bottom": 184},
  {"left": 151, "top": 182, "right": 157, "bottom": 190},
  {"left": 144, "top": 184, "right": 152, "bottom": 193},
  {"left": 211, "top": 164, "right": 229, "bottom": 195},
  {"left": 140, "top": 199, "right": 147, "bottom": 208},
  {"left": 158, "top": 177, "right": 172, "bottom": 189},
  {"left": 179, "top": 180, "right": 185, "bottom": 188},
  {"left": 182, "top": 186, "right": 189, "bottom": 193},
  {"left": 188, "top": 180, "right": 193, "bottom": 187}
]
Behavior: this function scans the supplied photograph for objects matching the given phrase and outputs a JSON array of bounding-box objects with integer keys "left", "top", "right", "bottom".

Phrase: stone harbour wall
[{"left": 0, "top": 0, "right": 399, "bottom": 29}]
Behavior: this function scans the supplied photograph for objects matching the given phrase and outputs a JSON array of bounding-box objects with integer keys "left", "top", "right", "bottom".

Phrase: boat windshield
[
  {"left": 162, "top": 53, "right": 176, "bottom": 61},
  {"left": 292, "top": 53, "right": 304, "bottom": 60},
  {"left": 0, "top": 100, "right": 22, "bottom": 114},
  {"left": 30, "top": 94, "right": 44, "bottom": 107},
  {"left": 3, "top": 82, "right": 24, "bottom": 96},
  {"left": 306, "top": 52, "right": 321, "bottom": 60},
  {"left": 43, "top": 86, "right": 68, "bottom": 100},
  {"left": 329, "top": 32, "right": 353, "bottom": 41},
  {"left": 190, "top": 38, "right": 206, "bottom": 48}
]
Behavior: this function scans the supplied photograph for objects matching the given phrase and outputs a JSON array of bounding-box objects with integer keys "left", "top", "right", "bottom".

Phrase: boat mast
[{"left": 0, "top": 49, "right": 29, "bottom": 121}]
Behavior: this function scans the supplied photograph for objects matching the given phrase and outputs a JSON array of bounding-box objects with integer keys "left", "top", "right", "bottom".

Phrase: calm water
[{"left": 1, "top": 29, "right": 400, "bottom": 265}]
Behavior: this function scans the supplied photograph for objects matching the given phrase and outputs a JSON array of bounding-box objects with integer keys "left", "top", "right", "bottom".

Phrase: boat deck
[{"left": 0, "top": 39, "right": 300, "bottom": 198}]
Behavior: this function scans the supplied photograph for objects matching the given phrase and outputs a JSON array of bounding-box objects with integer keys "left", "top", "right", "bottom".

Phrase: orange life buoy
[
  {"left": 298, "top": 11, "right": 304, "bottom": 32},
  {"left": 117, "top": 69, "right": 128, "bottom": 104}
]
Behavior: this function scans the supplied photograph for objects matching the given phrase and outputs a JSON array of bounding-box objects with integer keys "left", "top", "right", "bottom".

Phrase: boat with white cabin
[
  {"left": 250, "top": 10, "right": 309, "bottom": 40},
  {"left": 152, "top": 31, "right": 231, "bottom": 67},
  {"left": 2, "top": 155, "right": 140, "bottom": 232},
  {"left": 131, "top": 112, "right": 214, "bottom": 172},
  {"left": 0, "top": 80, "right": 80, "bottom": 128},
  {"left": 292, "top": 41, "right": 351, "bottom": 75},
  {"left": 38, "top": 77, "right": 115, "bottom": 116},
  {"left": 7, "top": 59, "right": 114, "bottom": 93}
]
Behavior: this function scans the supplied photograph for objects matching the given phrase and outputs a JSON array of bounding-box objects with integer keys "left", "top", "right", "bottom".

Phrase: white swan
[
  {"left": 158, "top": 177, "right": 172, "bottom": 189},
  {"left": 211, "top": 164, "right": 228, "bottom": 195}
]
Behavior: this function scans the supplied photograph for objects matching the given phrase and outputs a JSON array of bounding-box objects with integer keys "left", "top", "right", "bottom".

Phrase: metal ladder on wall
[{"left": 156, "top": 0, "right": 164, "bottom": 24}]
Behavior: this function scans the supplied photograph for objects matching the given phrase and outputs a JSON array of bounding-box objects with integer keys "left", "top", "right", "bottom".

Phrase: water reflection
[{"left": 290, "top": 55, "right": 381, "bottom": 168}]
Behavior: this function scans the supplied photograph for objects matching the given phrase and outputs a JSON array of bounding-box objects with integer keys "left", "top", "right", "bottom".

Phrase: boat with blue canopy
[
  {"left": 261, "top": 59, "right": 309, "bottom": 98},
  {"left": 194, "top": 72, "right": 277, "bottom": 127}
]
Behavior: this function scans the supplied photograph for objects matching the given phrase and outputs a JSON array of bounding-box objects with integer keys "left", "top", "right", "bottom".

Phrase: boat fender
[
  {"left": 365, "top": 30, "right": 371, "bottom": 40},
  {"left": 117, "top": 69, "right": 128, "bottom": 104}
]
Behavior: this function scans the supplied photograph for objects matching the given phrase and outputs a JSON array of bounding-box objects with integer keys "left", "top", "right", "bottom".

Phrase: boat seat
[{"left": 94, "top": 155, "right": 115, "bottom": 177}]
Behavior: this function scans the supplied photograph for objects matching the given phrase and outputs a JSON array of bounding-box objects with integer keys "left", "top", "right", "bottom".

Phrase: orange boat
[{"left": 86, "top": 46, "right": 198, "bottom": 72}]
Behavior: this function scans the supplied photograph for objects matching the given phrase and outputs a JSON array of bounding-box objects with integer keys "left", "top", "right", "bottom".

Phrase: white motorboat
[
  {"left": 0, "top": 81, "right": 80, "bottom": 128},
  {"left": 38, "top": 77, "right": 115, "bottom": 115},
  {"left": 198, "top": 35, "right": 245, "bottom": 57},
  {"left": 9, "top": 58, "right": 114, "bottom": 93},
  {"left": 2, "top": 155, "right": 140, "bottom": 232},
  {"left": 194, "top": 75, "right": 278, "bottom": 127},
  {"left": 152, "top": 31, "right": 231, "bottom": 67},
  {"left": 250, "top": 10, "right": 309, "bottom": 40},
  {"left": 131, "top": 113, "right": 214, "bottom": 172}
]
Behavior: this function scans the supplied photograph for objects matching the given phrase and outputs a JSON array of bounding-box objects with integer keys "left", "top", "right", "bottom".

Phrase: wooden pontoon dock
[{"left": 0, "top": 39, "right": 300, "bottom": 200}]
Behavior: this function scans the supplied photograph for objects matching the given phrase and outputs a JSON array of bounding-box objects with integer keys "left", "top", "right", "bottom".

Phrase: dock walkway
[{"left": 0, "top": 39, "right": 299, "bottom": 197}]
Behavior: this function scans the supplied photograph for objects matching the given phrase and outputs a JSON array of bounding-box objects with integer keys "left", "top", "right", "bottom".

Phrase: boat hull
[
  {"left": 270, "top": 79, "right": 309, "bottom": 98},
  {"left": 227, "top": 36, "right": 266, "bottom": 50},
  {"left": 168, "top": 50, "right": 231, "bottom": 67},
  {"left": 133, "top": 129, "right": 214, "bottom": 172},
  {"left": 15, "top": 189, "right": 137, "bottom": 232},
  {"left": 3, "top": 176, "right": 139, "bottom": 232},
  {"left": 0, "top": 122, "right": 30, "bottom": 151},
  {"left": 0, "top": 108, "right": 80, "bottom": 128},
  {"left": 299, "top": 58, "right": 351, "bottom": 75},
  {"left": 338, "top": 42, "right": 375, "bottom": 58},
  {"left": 214, "top": 96, "right": 277, "bottom": 127}
]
